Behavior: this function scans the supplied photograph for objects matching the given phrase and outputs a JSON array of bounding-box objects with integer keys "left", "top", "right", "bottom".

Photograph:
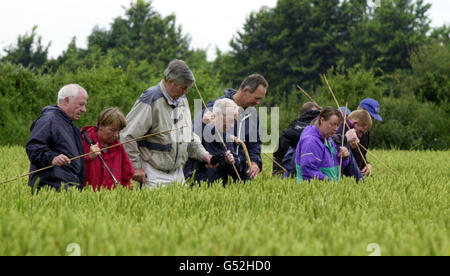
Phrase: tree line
[{"left": 1, "top": 0, "right": 449, "bottom": 149}]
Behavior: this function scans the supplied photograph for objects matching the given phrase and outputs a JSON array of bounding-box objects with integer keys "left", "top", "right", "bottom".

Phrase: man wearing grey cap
[{"left": 120, "top": 60, "right": 215, "bottom": 189}]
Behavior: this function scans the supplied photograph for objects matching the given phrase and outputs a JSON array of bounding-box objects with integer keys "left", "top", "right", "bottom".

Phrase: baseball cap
[
  {"left": 359, "top": 98, "right": 382, "bottom": 121},
  {"left": 339, "top": 106, "right": 352, "bottom": 117}
]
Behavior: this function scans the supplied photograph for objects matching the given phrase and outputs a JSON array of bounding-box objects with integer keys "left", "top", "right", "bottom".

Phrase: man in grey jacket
[{"left": 120, "top": 60, "right": 215, "bottom": 189}]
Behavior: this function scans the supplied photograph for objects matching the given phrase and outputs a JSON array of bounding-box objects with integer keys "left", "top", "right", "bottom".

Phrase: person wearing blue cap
[
  {"left": 338, "top": 98, "right": 382, "bottom": 177},
  {"left": 354, "top": 98, "right": 382, "bottom": 176}
]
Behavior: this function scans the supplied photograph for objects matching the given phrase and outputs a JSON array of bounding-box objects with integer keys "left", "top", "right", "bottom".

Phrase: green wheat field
[{"left": 0, "top": 146, "right": 448, "bottom": 256}]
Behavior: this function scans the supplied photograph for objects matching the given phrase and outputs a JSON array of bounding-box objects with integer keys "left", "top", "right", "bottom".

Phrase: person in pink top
[{"left": 81, "top": 107, "right": 135, "bottom": 191}]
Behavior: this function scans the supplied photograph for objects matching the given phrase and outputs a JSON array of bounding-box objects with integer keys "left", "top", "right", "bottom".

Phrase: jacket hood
[
  {"left": 301, "top": 125, "right": 325, "bottom": 142},
  {"left": 224, "top": 88, "right": 237, "bottom": 99},
  {"left": 81, "top": 125, "right": 97, "bottom": 133},
  {"left": 81, "top": 125, "right": 120, "bottom": 147},
  {"left": 299, "top": 110, "right": 320, "bottom": 124},
  {"left": 81, "top": 126, "right": 98, "bottom": 142},
  {"left": 42, "top": 105, "right": 62, "bottom": 114},
  {"left": 42, "top": 105, "right": 71, "bottom": 122}
]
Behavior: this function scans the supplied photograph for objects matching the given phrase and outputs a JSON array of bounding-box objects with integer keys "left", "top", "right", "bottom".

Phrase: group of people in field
[
  {"left": 273, "top": 98, "right": 381, "bottom": 183},
  {"left": 26, "top": 59, "right": 382, "bottom": 192}
]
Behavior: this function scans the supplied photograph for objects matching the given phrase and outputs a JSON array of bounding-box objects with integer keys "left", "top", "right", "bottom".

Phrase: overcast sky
[{"left": 0, "top": 0, "right": 448, "bottom": 61}]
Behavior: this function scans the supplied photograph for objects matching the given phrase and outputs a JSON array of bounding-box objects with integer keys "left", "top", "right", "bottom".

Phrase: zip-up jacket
[
  {"left": 120, "top": 81, "right": 209, "bottom": 172},
  {"left": 183, "top": 127, "right": 242, "bottom": 186},
  {"left": 295, "top": 125, "right": 349, "bottom": 182},
  {"left": 26, "top": 105, "right": 85, "bottom": 190},
  {"left": 192, "top": 88, "right": 263, "bottom": 181},
  {"left": 81, "top": 126, "right": 135, "bottom": 190}
]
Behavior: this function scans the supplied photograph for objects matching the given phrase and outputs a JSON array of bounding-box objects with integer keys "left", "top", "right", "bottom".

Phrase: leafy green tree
[
  {"left": 215, "top": 0, "right": 370, "bottom": 94},
  {"left": 408, "top": 42, "right": 450, "bottom": 104},
  {"left": 372, "top": 94, "right": 449, "bottom": 150},
  {"left": 46, "top": 37, "right": 88, "bottom": 72},
  {"left": 0, "top": 62, "right": 55, "bottom": 145},
  {"left": 430, "top": 25, "right": 450, "bottom": 49},
  {"left": 1, "top": 25, "right": 51, "bottom": 70},
  {"left": 342, "top": 0, "right": 431, "bottom": 73},
  {"left": 314, "top": 63, "right": 385, "bottom": 110},
  {"left": 86, "top": 0, "right": 190, "bottom": 70},
  {"left": 215, "top": 0, "right": 432, "bottom": 96}
]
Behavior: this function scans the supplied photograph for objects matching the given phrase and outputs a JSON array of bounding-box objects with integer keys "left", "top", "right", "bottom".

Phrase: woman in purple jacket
[{"left": 295, "top": 107, "right": 350, "bottom": 182}]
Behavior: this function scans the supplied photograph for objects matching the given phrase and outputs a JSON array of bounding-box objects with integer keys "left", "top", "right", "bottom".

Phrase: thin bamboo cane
[
  {"left": 357, "top": 143, "right": 399, "bottom": 177},
  {"left": 322, "top": 74, "right": 370, "bottom": 170},
  {"left": 296, "top": 85, "right": 319, "bottom": 106},
  {"left": 263, "top": 152, "right": 288, "bottom": 174},
  {"left": 339, "top": 103, "right": 348, "bottom": 180}
]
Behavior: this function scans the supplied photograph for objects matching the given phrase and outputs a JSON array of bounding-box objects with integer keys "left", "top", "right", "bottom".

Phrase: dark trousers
[{"left": 342, "top": 150, "right": 364, "bottom": 183}]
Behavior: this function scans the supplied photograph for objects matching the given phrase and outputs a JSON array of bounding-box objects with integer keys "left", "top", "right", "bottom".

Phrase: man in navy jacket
[
  {"left": 184, "top": 99, "right": 240, "bottom": 186},
  {"left": 192, "top": 74, "right": 268, "bottom": 182},
  {"left": 26, "top": 84, "right": 89, "bottom": 192}
]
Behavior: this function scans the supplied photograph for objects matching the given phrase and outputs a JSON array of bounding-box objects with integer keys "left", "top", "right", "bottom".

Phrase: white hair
[
  {"left": 213, "top": 98, "right": 239, "bottom": 119},
  {"left": 57, "top": 84, "right": 88, "bottom": 104}
]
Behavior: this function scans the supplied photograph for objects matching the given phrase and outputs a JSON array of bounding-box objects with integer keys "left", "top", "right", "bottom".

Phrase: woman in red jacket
[{"left": 81, "top": 107, "right": 135, "bottom": 191}]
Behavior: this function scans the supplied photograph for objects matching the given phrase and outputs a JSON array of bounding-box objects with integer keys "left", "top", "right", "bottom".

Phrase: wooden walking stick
[
  {"left": 230, "top": 135, "right": 252, "bottom": 170},
  {"left": 193, "top": 83, "right": 242, "bottom": 182},
  {"left": 0, "top": 126, "right": 186, "bottom": 185}
]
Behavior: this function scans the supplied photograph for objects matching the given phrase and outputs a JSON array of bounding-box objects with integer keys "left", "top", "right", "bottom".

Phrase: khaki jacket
[{"left": 121, "top": 81, "right": 208, "bottom": 172}]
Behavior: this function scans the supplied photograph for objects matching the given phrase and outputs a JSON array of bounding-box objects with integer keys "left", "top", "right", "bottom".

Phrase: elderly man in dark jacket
[
  {"left": 26, "top": 84, "right": 89, "bottom": 192},
  {"left": 184, "top": 98, "right": 240, "bottom": 186},
  {"left": 191, "top": 74, "right": 268, "bottom": 182}
]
